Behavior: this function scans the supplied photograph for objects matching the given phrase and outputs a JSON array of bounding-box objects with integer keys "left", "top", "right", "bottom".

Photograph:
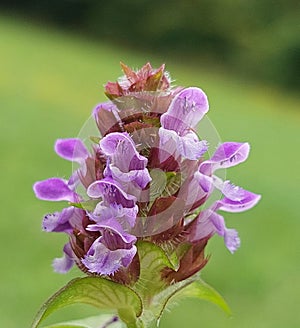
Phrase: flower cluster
[{"left": 33, "top": 63, "right": 260, "bottom": 285}]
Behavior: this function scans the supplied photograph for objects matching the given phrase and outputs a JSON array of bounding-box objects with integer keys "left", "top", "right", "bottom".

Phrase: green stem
[
  {"left": 135, "top": 310, "right": 159, "bottom": 328},
  {"left": 118, "top": 309, "right": 159, "bottom": 328}
]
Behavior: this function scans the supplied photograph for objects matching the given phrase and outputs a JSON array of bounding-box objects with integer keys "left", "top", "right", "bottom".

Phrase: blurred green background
[{"left": 0, "top": 1, "right": 299, "bottom": 327}]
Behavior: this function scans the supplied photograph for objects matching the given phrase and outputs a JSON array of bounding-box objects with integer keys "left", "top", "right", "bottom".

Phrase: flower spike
[{"left": 33, "top": 63, "right": 261, "bottom": 328}]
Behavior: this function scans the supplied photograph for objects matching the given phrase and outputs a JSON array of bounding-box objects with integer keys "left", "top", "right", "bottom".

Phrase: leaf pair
[{"left": 32, "top": 242, "right": 230, "bottom": 328}]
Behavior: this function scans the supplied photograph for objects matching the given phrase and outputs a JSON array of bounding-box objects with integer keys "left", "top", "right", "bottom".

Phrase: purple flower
[
  {"left": 33, "top": 178, "right": 77, "bottom": 202},
  {"left": 81, "top": 241, "right": 137, "bottom": 275},
  {"left": 159, "top": 87, "right": 209, "bottom": 160},
  {"left": 55, "top": 138, "right": 90, "bottom": 180},
  {"left": 86, "top": 218, "right": 137, "bottom": 246},
  {"left": 41, "top": 206, "right": 85, "bottom": 274},
  {"left": 42, "top": 207, "right": 84, "bottom": 234},
  {"left": 82, "top": 218, "right": 137, "bottom": 275},
  {"left": 195, "top": 142, "right": 261, "bottom": 209},
  {"left": 87, "top": 177, "right": 137, "bottom": 208},
  {"left": 92, "top": 201, "right": 138, "bottom": 228},
  {"left": 199, "top": 142, "right": 250, "bottom": 175},
  {"left": 194, "top": 142, "right": 260, "bottom": 204},
  {"left": 93, "top": 102, "right": 122, "bottom": 136},
  {"left": 100, "top": 132, "right": 151, "bottom": 189},
  {"left": 189, "top": 209, "right": 240, "bottom": 254},
  {"left": 191, "top": 141, "right": 261, "bottom": 252},
  {"left": 33, "top": 148, "right": 86, "bottom": 274},
  {"left": 34, "top": 177, "right": 83, "bottom": 234}
]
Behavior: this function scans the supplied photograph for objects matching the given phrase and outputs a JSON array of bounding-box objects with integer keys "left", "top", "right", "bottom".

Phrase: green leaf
[
  {"left": 146, "top": 276, "right": 231, "bottom": 321},
  {"left": 134, "top": 241, "right": 174, "bottom": 302},
  {"left": 32, "top": 277, "right": 142, "bottom": 328},
  {"left": 168, "top": 277, "right": 232, "bottom": 315},
  {"left": 42, "top": 314, "right": 123, "bottom": 328},
  {"left": 149, "top": 277, "right": 196, "bottom": 320}
]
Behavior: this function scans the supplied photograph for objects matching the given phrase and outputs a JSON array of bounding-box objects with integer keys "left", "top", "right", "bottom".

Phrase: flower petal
[
  {"left": 200, "top": 142, "right": 250, "bottom": 175},
  {"left": 42, "top": 207, "right": 84, "bottom": 233},
  {"left": 93, "top": 101, "right": 122, "bottom": 135},
  {"left": 188, "top": 210, "right": 215, "bottom": 241},
  {"left": 158, "top": 128, "right": 179, "bottom": 160},
  {"left": 161, "top": 87, "right": 209, "bottom": 134},
  {"left": 215, "top": 191, "right": 261, "bottom": 213},
  {"left": 81, "top": 238, "right": 137, "bottom": 275},
  {"left": 190, "top": 210, "right": 240, "bottom": 253},
  {"left": 108, "top": 165, "right": 151, "bottom": 189},
  {"left": 221, "top": 180, "right": 248, "bottom": 201},
  {"left": 194, "top": 171, "right": 213, "bottom": 193},
  {"left": 33, "top": 178, "right": 76, "bottom": 202},
  {"left": 87, "top": 218, "right": 137, "bottom": 247},
  {"left": 179, "top": 132, "right": 208, "bottom": 160},
  {"left": 159, "top": 128, "right": 207, "bottom": 160},
  {"left": 43, "top": 209, "right": 71, "bottom": 233},
  {"left": 100, "top": 132, "right": 148, "bottom": 171},
  {"left": 54, "top": 138, "right": 88, "bottom": 163},
  {"left": 93, "top": 202, "right": 138, "bottom": 228},
  {"left": 87, "top": 178, "right": 136, "bottom": 208},
  {"left": 224, "top": 228, "right": 241, "bottom": 254},
  {"left": 52, "top": 243, "right": 74, "bottom": 273}
]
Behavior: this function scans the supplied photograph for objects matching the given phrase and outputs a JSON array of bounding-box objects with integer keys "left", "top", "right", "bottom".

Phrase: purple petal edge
[
  {"left": 200, "top": 142, "right": 250, "bottom": 175},
  {"left": 33, "top": 178, "right": 76, "bottom": 202},
  {"left": 55, "top": 138, "right": 89, "bottom": 163},
  {"left": 81, "top": 240, "right": 136, "bottom": 275},
  {"left": 52, "top": 243, "right": 74, "bottom": 273},
  {"left": 87, "top": 178, "right": 136, "bottom": 208},
  {"left": 216, "top": 191, "right": 261, "bottom": 213},
  {"left": 161, "top": 87, "right": 209, "bottom": 132}
]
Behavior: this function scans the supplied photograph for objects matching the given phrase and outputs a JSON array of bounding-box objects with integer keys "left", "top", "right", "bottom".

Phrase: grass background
[{"left": 0, "top": 15, "right": 299, "bottom": 327}]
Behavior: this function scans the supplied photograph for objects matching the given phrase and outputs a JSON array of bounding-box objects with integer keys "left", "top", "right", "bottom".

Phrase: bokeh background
[{"left": 0, "top": 1, "right": 299, "bottom": 327}]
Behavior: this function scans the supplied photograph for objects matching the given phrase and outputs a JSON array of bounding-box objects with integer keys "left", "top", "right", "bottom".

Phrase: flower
[
  {"left": 82, "top": 217, "right": 137, "bottom": 275},
  {"left": 33, "top": 62, "right": 260, "bottom": 284},
  {"left": 100, "top": 132, "right": 151, "bottom": 189},
  {"left": 159, "top": 87, "right": 209, "bottom": 160}
]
